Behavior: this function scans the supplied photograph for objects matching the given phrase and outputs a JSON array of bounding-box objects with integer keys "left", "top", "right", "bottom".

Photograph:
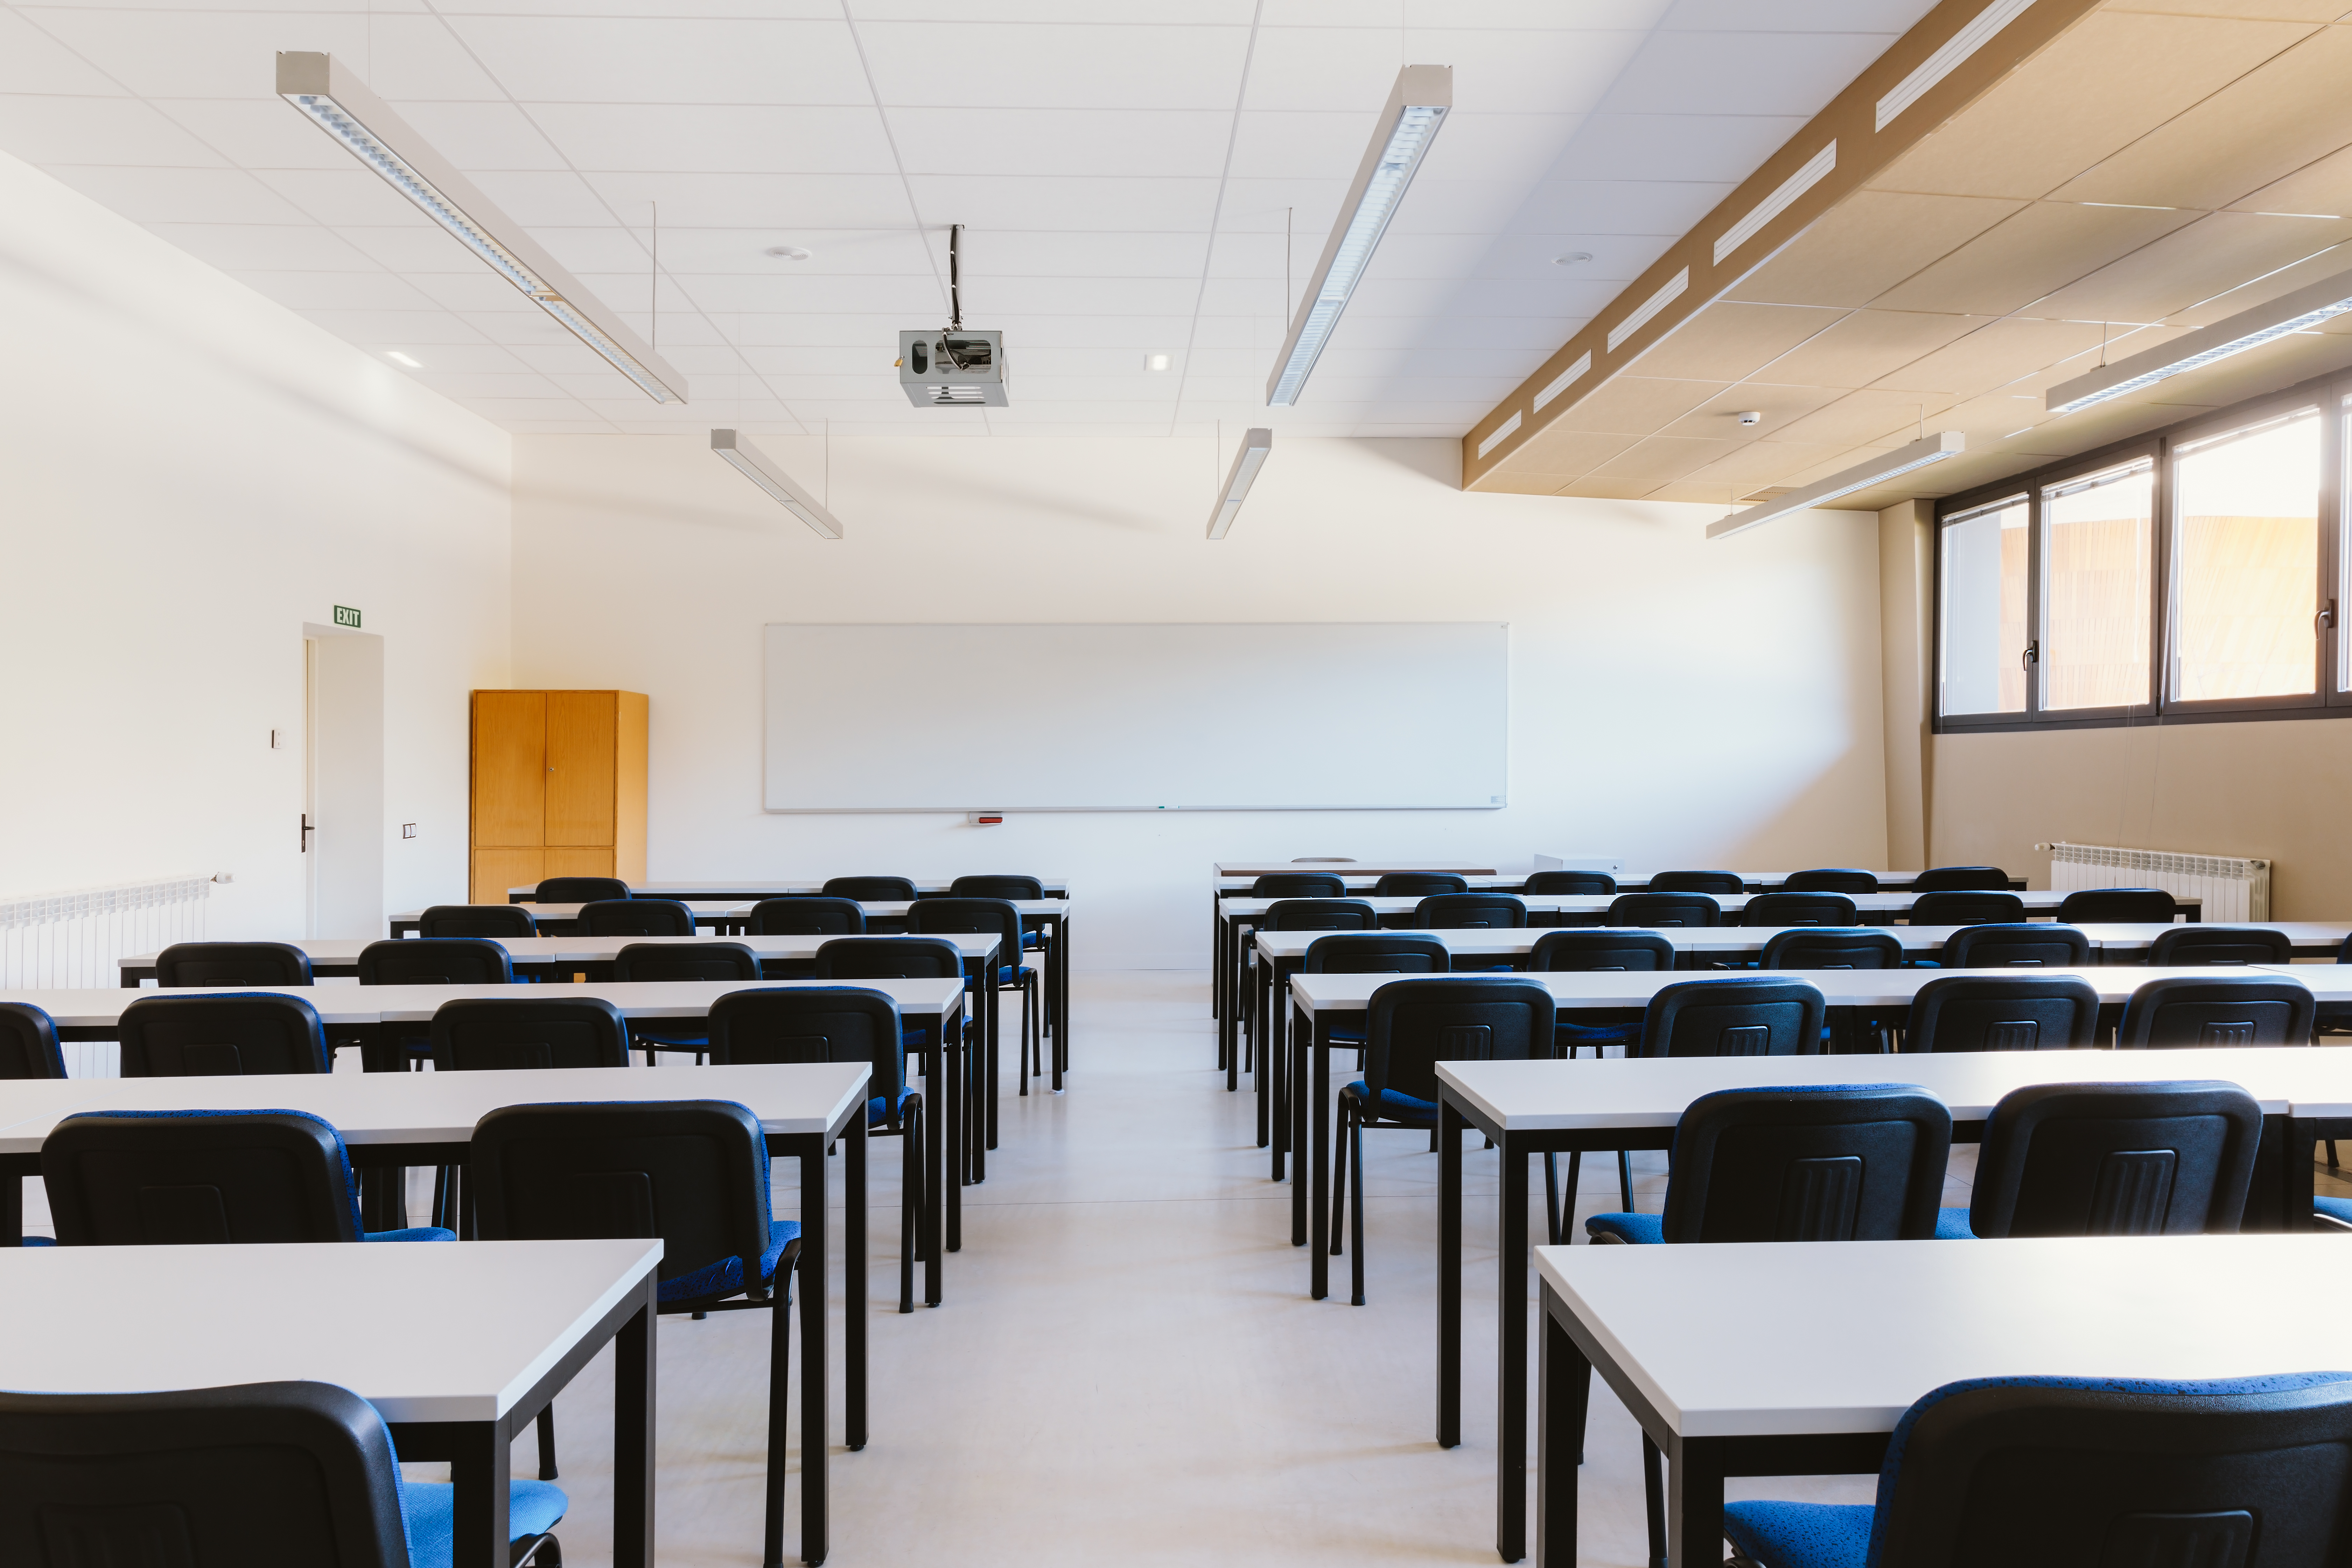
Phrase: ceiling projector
[{"left": 897, "top": 328, "right": 1007, "bottom": 407}]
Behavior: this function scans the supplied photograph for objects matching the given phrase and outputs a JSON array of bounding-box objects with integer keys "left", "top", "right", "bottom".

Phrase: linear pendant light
[
  {"left": 2045, "top": 265, "right": 2352, "bottom": 415},
  {"left": 276, "top": 51, "right": 690, "bottom": 405},
  {"left": 1265, "top": 65, "right": 1451, "bottom": 407},
  {"left": 1707, "top": 430, "right": 1964, "bottom": 540},
  {"left": 1205, "top": 428, "right": 1273, "bottom": 540},
  {"left": 712, "top": 430, "right": 844, "bottom": 539}
]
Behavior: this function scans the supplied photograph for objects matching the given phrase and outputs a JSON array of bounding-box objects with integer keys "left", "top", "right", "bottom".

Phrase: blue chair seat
[
  {"left": 402, "top": 1475, "right": 568, "bottom": 1568},
  {"left": 658, "top": 1217, "right": 799, "bottom": 1306},
  {"left": 1328, "top": 1027, "right": 1366, "bottom": 1046},
  {"left": 1339, "top": 1080, "right": 1437, "bottom": 1127},
  {"left": 634, "top": 1023, "right": 710, "bottom": 1048},
  {"left": 1584, "top": 1211, "right": 1663, "bottom": 1245},
  {"left": 365, "top": 1226, "right": 458, "bottom": 1242},
  {"left": 868, "top": 1086, "right": 917, "bottom": 1127},
  {"left": 962, "top": 964, "right": 1024, "bottom": 989},
  {"left": 21, "top": 1236, "right": 55, "bottom": 1247},
  {"left": 2318, "top": 1195, "right": 2352, "bottom": 1228},
  {"left": 1022, "top": 931, "right": 1044, "bottom": 950},
  {"left": 1934, "top": 1206, "right": 1976, "bottom": 1240},
  {"left": 1556, "top": 1021, "right": 1638, "bottom": 1047},
  {"left": 1721, "top": 1499, "right": 1872, "bottom": 1568}
]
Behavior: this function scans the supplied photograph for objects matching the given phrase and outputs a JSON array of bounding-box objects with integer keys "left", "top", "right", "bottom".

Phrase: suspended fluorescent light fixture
[
  {"left": 712, "top": 430, "right": 843, "bottom": 539},
  {"left": 2045, "top": 266, "right": 2352, "bottom": 415},
  {"left": 1205, "top": 428, "right": 1273, "bottom": 540},
  {"left": 276, "top": 51, "right": 689, "bottom": 405},
  {"left": 1265, "top": 64, "right": 1450, "bottom": 407},
  {"left": 1707, "top": 430, "right": 1964, "bottom": 541}
]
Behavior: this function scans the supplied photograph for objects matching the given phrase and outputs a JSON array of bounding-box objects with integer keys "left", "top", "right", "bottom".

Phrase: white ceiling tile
[
  {"left": 581, "top": 172, "right": 916, "bottom": 229},
  {"left": 1242, "top": 29, "right": 1422, "bottom": 114},
  {"left": 1227, "top": 110, "right": 1390, "bottom": 181},
  {"left": 506, "top": 340, "right": 631, "bottom": 375},
  {"left": 0, "top": 11, "right": 127, "bottom": 94},
  {"left": 439, "top": 0, "right": 836, "bottom": 15},
  {"left": 903, "top": 174, "right": 1223, "bottom": 230},
  {"left": 463, "top": 170, "right": 621, "bottom": 227},
  {"left": 1513, "top": 178, "right": 1735, "bottom": 233},
  {"left": 149, "top": 98, "right": 351, "bottom": 169},
  {"left": 142, "top": 220, "right": 378, "bottom": 270},
  {"left": 442, "top": 17, "right": 870, "bottom": 107},
  {"left": 1546, "top": 113, "right": 1809, "bottom": 183},
  {"left": 1420, "top": 114, "right": 1589, "bottom": 190},
  {"left": 527, "top": 105, "right": 898, "bottom": 174},
  {"left": 668, "top": 272, "right": 943, "bottom": 314},
  {"left": 0, "top": 96, "right": 227, "bottom": 166},
  {"left": 856, "top": 21, "right": 1251, "bottom": 111},
  {"left": 337, "top": 224, "right": 490, "bottom": 272},
  {"left": 1661, "top": 0, "right": 1933, "bottom": 34},
  {"left": 851, "top": 0, "right": 1256, "bottom": 21},
  {"left": 985, "top": 314, "right": 1196, "bottom": 347},
  {"left": 40, "top": 163, "right": 303, "bottom": 224},
  {"left": 399, "top": 269, "right": 544, "bottom": 313},
  {"left": 1413, "top": 29, "right": 1657, "bottom": 114},
  {"left": 333, "top": 341, "right": 532, "bottom": 373},
  {"left": 452, "top": 396, "right": 605, "bottom": 420},
  {"left": 891, "top": 108, "right": 1236, "bottom": 178},
  {"left": 250, "top": 167, "right": 439, "bottom": 227},
  {"left": 384, "top": 101, "right": 572, "bottom": 173},
  {"left": 404, "top": 370, "right": 566, "bottom": 398},
  {"left": 224, "top": 268, "right": 438, "bottom": 310},
  {"left": 948, "top": 230, "right": 1209, "bottom": 277},
  {"left": 15, "top": 7, "right": 362, "bottom": 99},
  {"left": 965, "top": 276, "right": 1204, "bottom": 314},
  {"left": 297, "top": 307, "right": 491, "bottom": 344},
  {"left": 1597, "top": 28, "right": 1901, "bottom": 116}
]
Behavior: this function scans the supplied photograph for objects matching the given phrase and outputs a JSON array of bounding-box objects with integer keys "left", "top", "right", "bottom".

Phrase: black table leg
[
  {"left": 925, "top": 1030, "right": 945, "bottom": 1304},
  {"left": 614, "top": 1284, "right": 656, "bottom": 1568},
  {"left": 1050, "top": 912, "right": 1069, "bottom": 1091},
  {"left": 2288, "top": 1115, "right": 2319, "bottom": 1232},
  {"left": 1667, "top": 1437, "right": 1726, "bottom": 1568},
  {"left": 1535, "top": 1281, "right": 1589, "bottom": 1568},
  {"left": 1440, "top": 1094, "right": 1464, "bottom": 1448},
  {"left": 450, "top": 1420, "right": 512, "bottom": 1568},
  {"left": 985, "top": 972, "right": 999, "bottom": 1155},
  {"left": 1255, "top": 953, "right": 1273, "bottom": 1146},
  {"left": 1310, "top": 1022, "right": 1333, "bottom": 1299},
  {"left": 1, "top": 1168, "right": 22, "bottom": 1246},
  {"left": 1213, "top": 899, "right": 1228, "bottom": 1035},
  {"left": 947, "top": 1003, "right": 965, "bottom": 1253},
  {"left": 1497, "top": 1130, "right": 1530, "bottom": 1561},
  {"left": 1288, "top": 1003, "right": 1311, "bottom": 1228},
  {"left": 846, "top": 1109, "right": 866, "bottom": 1453},
  {"left": 798, "top": 1133, "right": 830, "bottom": 1566}
]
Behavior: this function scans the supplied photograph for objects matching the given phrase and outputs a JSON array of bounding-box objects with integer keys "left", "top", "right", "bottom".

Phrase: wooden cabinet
[{"left": 469, "top": 690, "right": 647, "bottom": 903}]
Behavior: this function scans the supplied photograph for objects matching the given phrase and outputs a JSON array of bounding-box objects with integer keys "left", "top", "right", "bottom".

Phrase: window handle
[
  {"left": 2320, "top": 599, "right": 2338, "bottom": 635},
  {"left": 2022, "top": 640, "right": 2039, "bottom": 669}
]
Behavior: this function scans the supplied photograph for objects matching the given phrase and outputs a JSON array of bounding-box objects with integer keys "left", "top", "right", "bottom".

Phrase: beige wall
[{"left": 1878, "top": 499, "right": 1932, "bottom": 869}]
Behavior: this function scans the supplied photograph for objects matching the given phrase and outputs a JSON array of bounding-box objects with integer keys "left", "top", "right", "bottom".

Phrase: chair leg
[
  {"left": 1349, "top": 1116, "right": 1368, "bottom": 1306},
  {"left": 536, "top": 1405, "right": 558, "bottom": 1480},
  {"left": 765, "top": 1261, "right": 794, "bottom": 1568},
  {"left": 1642, "top": 1434, "right": 1666, "bottom": 1568},
  {"left": 1566, "top": 1151, "right": 1583, "bottom": 1240},
  {"left": 1330, "top": 1105, "right": 1349, "bottom": 1257},
  {"left": 900, "top": 1113, "right": 919, "bottom": 1315},
  {"left": 1617, "top": 1149, "right": 1634, "bottom": 1212},
  {"left": 1544, "top": 1153, "right": 1561, "bottom": 1247},
  {"left": 2330, "top": 1140, "right": 2340, "bottom": 1168}
]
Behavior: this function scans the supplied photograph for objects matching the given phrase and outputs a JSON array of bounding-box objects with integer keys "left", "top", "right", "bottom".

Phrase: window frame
[{"left": 1932, "top": 365, "right": 2352, "bottom": 734}]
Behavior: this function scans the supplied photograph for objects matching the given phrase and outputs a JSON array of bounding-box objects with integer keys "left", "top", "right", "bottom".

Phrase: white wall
[
  {"left": 513, "top": 432, "right": 1888, "bottom": 967},
  {"left": 0, "top": 150, "right": 512, "bottom": 938}
]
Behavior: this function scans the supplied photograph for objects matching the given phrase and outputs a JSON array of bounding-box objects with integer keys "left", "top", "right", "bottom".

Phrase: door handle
[{"left": 300, "top": 813, "right": 315, "bottom": 852}]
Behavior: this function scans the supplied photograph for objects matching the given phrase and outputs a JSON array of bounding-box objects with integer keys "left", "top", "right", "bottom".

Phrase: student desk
[
  {"left": 1534, "top": 1234, "right": 2352, "bottom": 1568},
  {"left": 0, "top": 1237, "right": 663, "bottom": 1568},
  {"left": 1438, "top": 1040, "right": 2345, "bottom": 1563},
  {"left": 392, "top": 900, "right": 751, "bottom": 936},
  {"left": 510, "top": 877, "right": 1071, "bottom": 900},
  {"left": 845, "top": 899, "right": 1075, "bottom": 1100}
]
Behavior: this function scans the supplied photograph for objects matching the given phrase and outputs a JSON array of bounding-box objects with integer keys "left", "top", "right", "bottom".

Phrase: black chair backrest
[
  {"left": 117, "top": 993, "right": 329, "bottom": 1077},
  {"left": 1372, "top": 872, "right": 1468, "bottom": 897},
  {"left": 1904, "top": 975, "right": 2102, "bottom": 1052},
  {"left": 611, "top": 941, "right": 762, "bottom": 983},
  {"left": 537, "top": 877, "right": 630, "bottom": 903},
  {"left": 951, "top": 875, "right": 1044, "bottom": 900},
  {"left": 2057, "top": 887, "right": 2178, "bottom": 924},
  {"left": 0, "top": 1382, "right": 413, "bottom": 1568},
  {"left": 1640, "top": 978, "right": 1827, "bottom": 1058},
  {"left": 1248, "top": 873, "right": 1347, "bottom": 898},
  {"left": 1968, "top": 1080, "right": 2263, "bottom": 1237},
  {"left": 1909, "top": 890, "right": 2029, "bottom": 926},
  {"left": 1302, "top": 933, "right": 1450, "bottom": 975},
  {"left": 1910, "top": 865, "right": 2012, "bottom": 892},
  {"left": 0, "top": 1003, "right": 65, "bottom": 1079},
  {"left": 153, "top": 941, "right": 313, "bottom": 989},
  {"left": 815, "top": 936, "right": 966, "bottom": 982},
  {"left": 43, "top": 1110, "right": 362, "bottom": 1244},
  {"left": 580, "top": 898, "right": 696, "bottom": 938},
  {"left": 1758, "top": 927, "right": 1903, "bottom": 969},
  {"left": 1606, "top": 892, "right": 1722, "bottom": 929},
  {"left": 1741, "top": 892, "right": 1858, "bottom": 929},
  {"left": 1659, "top": 1085, "right": 1952, "bottom": 1242},
  {"left": 417, "top": 903, "right": 539, "bottom": 939},
  {"left": 2147, "top": 926, "right": 2295, "bottom": 967},
  {"left": 708, "top": 987, "right": 908, "bottom": 1105},
  {"left": 1527, "top": 930, "right": 1675, "bottom": 972},
  {"left": 2117, "top": 976, "right": 2315, "bottom": 1047},
  {"left": 1780, "top": 868, "right": 1879, "bottom": 894},
  {"left": 1523, "top": 870, "right": 1616, "bottom": 896},
  {"left": 907, "top": 898, "right": 1022, "bottom": 965},
  {"left": 1263, "top": 898, "right": 1379, "bottom": 932},
  {"left": 823, "top": 876, "right": 918, "bottom": 902},
  {"left": 354, "top": 938, "right": 513, "bottom": 987},
  {"left": 471, "top": 1099, "right": 776, "bottom": 1307},
  {"left": 1363, "top": 978, "right": 1554, "bottom": 1105},
  {"left": 747, "top": 896, "right": 867, "bottom": 937},
  {"left": 430, "top": 996, "right": 631, "bottom": 1070},
  {"left": 1938, "top": 922, "right": 2090, "bottom": 968},
  {"left": 1865, "top": 1373, "right": 2352, "bottom": 1568},
  {"left": 1413, "top": 893, "right": 1528, "bottom": 930},
  {"left": 1647, "top": 870, "right": 1746, "bottom": 895}
]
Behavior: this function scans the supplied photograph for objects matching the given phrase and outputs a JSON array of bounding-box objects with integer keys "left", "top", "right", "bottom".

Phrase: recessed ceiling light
[
  {"left": 1553, "top": 252, "right": 1594, "bottom": 266},
  {"left": 1145, "top": 353, "right": 1171, "bottom": 371},
  {"left": 764, "top": 245, "right": 812, "bottom": 260},
  {"left": 385, "top": 350, "right": 421, "bottom": 368}
]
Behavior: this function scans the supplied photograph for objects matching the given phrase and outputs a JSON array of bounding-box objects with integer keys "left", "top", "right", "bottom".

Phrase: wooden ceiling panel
[
  {"left": 1726, "top": 191, "right": 2027, "bottom": 310},
  {"left": 1864, "top": 12, "right": 2308, "bottom": 201},
  {"left": 2167, "top": 240, "right": 2352, "bottom": 326},
  {"left": 1873, "top": 202, "right": 2200, "bottom": 316},
  {"left": 1473, "top": 472, "right": 1584, "bottom": 496},
  {"left": 1495, "top": 426, "right": 1641, "bottom": 478},
  {"left": 1758, "top": 310, "right": 1992, "bottom": 391},
  {"left": 2230, "top": 142, "right": 2352, "bottom": 219},
  {"left": 2148, "top": 327, "right": 2352, "bottom": 408},
  {"left": 1622, "top": 303, "right": 1845, "bottom": 385},
  {"left": 1937, "top": 391, "right": 2057, "bottom": 443},
  {"left": 1774, "top": 387, "right": 1961, "bottom": 449},
  {"left": 2051, "top": 24, "right": 2352, "bottom": 211},
  {"left": 1678, "top": 440, "right": 1854, "bottom": 494},
  {"left": 1555, "top": 478, "right": 1665, "bottom": 501},
  {"left": 2030, "top": 210, "right": 2352, "bottom": 324},
  {"left": 1584, "top": 436, "right": 1747, "bottom": 488},
  {"left": 2114, "top": 0, "right": 2346, "bottom": 20},
  {"left": 1541, "top": 376, "right": 1728, "bottom": 436},
  {"left": 1657, "top": 384, "right": 1848, "bottom": 441}
]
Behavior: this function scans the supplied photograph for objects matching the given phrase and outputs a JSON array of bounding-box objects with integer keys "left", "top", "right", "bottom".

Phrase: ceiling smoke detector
[
  {"left": 1553, "top": 252, "right": 1594, "bottom": 266},
  {"left": 764, "top": 245, "right": 812, "bottom": 260},
  {"left": 1736, "top": 410, "right": 1762, "bottom": 426}
]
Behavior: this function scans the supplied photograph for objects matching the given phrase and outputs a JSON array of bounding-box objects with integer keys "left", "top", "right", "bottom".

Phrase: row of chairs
[
  {"left": 1254, "top": 887, "right": 2185, "bottom": 930},
  {"left": 1248, "top": 865, "right": 2023, "bottom": 899}
]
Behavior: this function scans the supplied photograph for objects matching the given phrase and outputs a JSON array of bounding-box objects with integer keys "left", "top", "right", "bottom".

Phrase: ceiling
[
  {"left": 1471, "top": 0, "right": 2352, "bottom": 509},
  {"left": 0, "top": 0, "right": 1943, "bottom": 438}
]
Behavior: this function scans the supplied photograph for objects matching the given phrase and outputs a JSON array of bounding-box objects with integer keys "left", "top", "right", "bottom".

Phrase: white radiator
[
  {"left": 2045, "top": 842, "right": 2268, "bottom": 922},
  {"left": 0, "top": 874, "right": 211, "bottom": 1076}
]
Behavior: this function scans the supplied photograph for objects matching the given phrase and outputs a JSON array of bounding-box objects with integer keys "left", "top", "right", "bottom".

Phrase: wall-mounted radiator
[
  {"left": 2045, "top": 842, "right": 2269, "bottom": 922},
  {"left": 0, "top": 874, "right": 210, "bottom": 1076}
]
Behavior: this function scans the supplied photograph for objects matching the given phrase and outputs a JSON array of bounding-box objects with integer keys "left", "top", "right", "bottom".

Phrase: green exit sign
[{"left": 332, "top": 605, "right": 362, "bottom": 628}]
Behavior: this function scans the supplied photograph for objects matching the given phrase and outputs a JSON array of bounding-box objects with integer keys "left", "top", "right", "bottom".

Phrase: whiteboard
[{"left": 763, "top": 623, "right": 1507, "bottom": 812}]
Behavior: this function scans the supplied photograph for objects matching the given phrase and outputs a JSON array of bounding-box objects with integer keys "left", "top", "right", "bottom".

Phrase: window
[
  {"left": 1937, "top": 496, "right": 2027, "bottom": 715},
  {"left": 2170, "top": 408, "right": 2319, "bottom": 703},
  {"left": 2042, "top": 459, "right": 2152, "bottom": 712}
]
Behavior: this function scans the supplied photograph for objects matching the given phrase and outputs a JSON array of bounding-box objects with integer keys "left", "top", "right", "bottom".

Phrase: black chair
[
  {"left": 609, "top": 942, "right": 762, "bottom": 1064},
  {"left": 1780, "top": 868, "right": 1878, "bottom": 894},
  {"left": 1646, "top": 870, "right": 1745, "bottom": 894},
  {"left": 952, "top": 874, "right": 1043, "bottom": 900},
  {"left": 1263, "top": 898, "right": 1378, "bottom": 932},
  {"left": 1944, "top": 1079, "right": 2263, "bottom": 1240},
  {"left": 117, "top": 993, "right": 329, "bottom": 1077},
  {"left": 748, "top": 896, "right": 867, "bottom": 936},
  {"left": 1759, "top": 927, "right": 1901, "bottom": 969},
  {"left": 0, "top": 1002, "right": 64, "bottom": 1079},
  {"left": 580, "top": 898, "right": 697, "bottom": 938},
  {"left": 813, "top": 938, "right": 972, "bottom": 1110},
  {"left": 1638, "top": 978, "right": 1827, "bottom": 1058},
  {"left": 471, "top": 1099, "right": 799, "bottom": 1568},
  {"left": 908, "top": 898, "right": 1041, "bottom": 1098},
  {"left": 1301, "top": 932, "right": 1452, "bottom": 1049},
  {"left": 1332, "top": 978, "right": 1553, "bottom": 1304},
  {"left": 1937, "top": 922, "right": 2090, "bottom": 968},
  {"left": 2147, "top": 926, "right": 2295, "bottom": 966},
  {"left": 1909, "top": 889, "right": 2028, "bottom": 926},
  {"left": 43, "top": 1109, "right": 451, "bottom": 1244},
  {"left": 416, "top": 903, "right": 538, "bottom": 939},
  {"left": 153, "top": 941, "right": 312, "bottom": 988},
  {"left": 1413, "top": 893, "right": 1528, "bottom": 930},
  {"left": 0, "top": 1382, "right": 566, "bottom": 1568},
  {"left": 1722, "top": 1373, "right": 2352, "bottom": 1568},
  {"left": 1249, "top": 873, "right": 1348, "bottom": 898},
  {"left": 1371, "top": 873, "right": 1468, "bottom": 897},
  {"left": 1606, "top": 892, "right": 1721, "bottom": 928},
  {"left": 709, "top": 986, "right": 928, "bottom": 1314},
  {"left": 1741, "top": 892, "right": 1858, "bottom": 929},
  {"left": 2117, "top": 976, "right": 2315, "bottom": 1047},
  {"left": 1903, "top": 975, "right": 2101, "bottom": 1053},
  {"left": 2058, "top": 887, "right": 2178, "bottom": 924},
  {"left": 1910, "top": 864, "right": 2011, "bottom": 891},
  {"left": 824, "top": 876, "right": 917, "bottom": 902},
  {"left": 356, "top": 938, "right": 516, "bottom": 1071},
  {"left": 430, "top": 995, "right": 631, "bottom": 1071},
  {"left": 1523, "top": 870, "right": 1616, "bottom": 895},
  {"left": 1526, "top": 931, "right": 1673, "bottom": 1217},
  {"left": 536, "top": 876, "right": 629, "bottom": 903}
]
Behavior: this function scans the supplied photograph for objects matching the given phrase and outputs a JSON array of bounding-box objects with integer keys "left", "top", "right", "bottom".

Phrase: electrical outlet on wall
[{"left": 401, "top": 823, "right": 417, "bottom": 839}]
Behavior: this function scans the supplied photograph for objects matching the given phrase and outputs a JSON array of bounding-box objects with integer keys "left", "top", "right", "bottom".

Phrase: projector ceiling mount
[{"left": 897, "top": 222, "right": 1008, "bottom": 406}]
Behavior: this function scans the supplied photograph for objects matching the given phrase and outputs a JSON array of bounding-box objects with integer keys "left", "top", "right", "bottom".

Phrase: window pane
[
  {"left": 2172, "top": 408, "right": 2319, "bottom": 702},
  {"left": 2043, "top": 460, "right": 2154, "bottom": 710},
  {"left": 1938, "top": 497, "right": 2028, "bottom": 714}
]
